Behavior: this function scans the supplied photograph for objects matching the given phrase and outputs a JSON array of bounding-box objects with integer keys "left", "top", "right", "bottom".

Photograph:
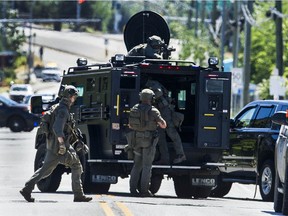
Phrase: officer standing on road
[
  {"left": 20, "top": 85, "right": 92, "bottom": 202},
  {"left": 128, "top": 89, "right": 166, "bottom": 197},
  {"left": 146, "top": 80, "right": 186, "bottom": 164},
  {"left": 127, "top": 35, "right": 164, "bottom": 59}
]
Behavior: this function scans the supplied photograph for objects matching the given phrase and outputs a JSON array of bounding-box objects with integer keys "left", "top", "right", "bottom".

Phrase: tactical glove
[{"left": 58, "top": 143, "right": 66, "bottom": 155}]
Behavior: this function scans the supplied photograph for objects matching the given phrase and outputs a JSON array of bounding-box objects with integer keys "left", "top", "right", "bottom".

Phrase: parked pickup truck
[
  {"left": 271, "top": 111, "right": 288, "bottom": 214},
  {"left": 210, "top": 100, "right": 288, "bottom": 201}
]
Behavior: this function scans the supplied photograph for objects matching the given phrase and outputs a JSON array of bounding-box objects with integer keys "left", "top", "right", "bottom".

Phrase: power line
[{"left": 0, "top": 18, "right": 101, "bottom": 23}]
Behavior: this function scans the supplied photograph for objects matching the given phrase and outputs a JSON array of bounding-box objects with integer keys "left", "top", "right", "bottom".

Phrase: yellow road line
[
  {"left": 116, "top": 202, "right": 133, "bottom": 216},
  {"left": 100, "top": 201, "right": 115, "bottom": 216}
]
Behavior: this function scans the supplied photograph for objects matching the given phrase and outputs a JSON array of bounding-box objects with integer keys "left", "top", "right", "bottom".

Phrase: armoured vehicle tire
[
  {"left": 91, "top": 183, "right": 110, "bottom": 194},
  {"left": 274, "top": 170, "right": 283, "bottom": 213},
  {"left": 173, "top": 175, "right": 192, "bottom": 198},
  {"left": 8, "top": 116, "right": 25, "bottom": 132},
  {"left": 191, "top": 186, "right": 212, "bottom": 199},
  {"left": 34, "top": 144, "right": 62, "bottom": 192},
  {"left": 259, "top": 160, "right": 275, "bottom": 201},
  {"left": 282, "top": 166, "right": 288, "bottom": 215},
  {"left": 24, "top": 127, "right": 34, "bottom": 132},
  {"left": 82, "top": 164, "right": 111, "bottom": 194},
  {"left": 210, "top": 180, "right": 232, "bottom": 198},
  {"left": 149, "top": 173, "right": 163, "bottom": 194}
]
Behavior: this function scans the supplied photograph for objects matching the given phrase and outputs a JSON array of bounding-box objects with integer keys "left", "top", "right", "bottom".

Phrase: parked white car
[
  {"left": 41, "top": 68, "right": 62, "bottom": 82},
  {"left": 9, "top": 84, "right": 34, "bottom": 103}
]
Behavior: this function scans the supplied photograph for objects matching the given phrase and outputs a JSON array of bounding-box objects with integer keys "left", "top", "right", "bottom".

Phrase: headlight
[
  {"left": 208, "top": 57, "right": 219, "bottom": 66},
  {"left": 115, "top": 54, "right": 125, "bottom": 61},
  {"left": 77, "top": 58, "right": 88, "bottom": 66}
]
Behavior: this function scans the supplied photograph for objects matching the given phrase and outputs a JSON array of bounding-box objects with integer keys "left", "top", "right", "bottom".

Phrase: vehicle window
[
  {"left": 280, "top": 105, "right": 288, "bottom": 111},
  {"left": 235, "top": 107, "right": 257, "bottom": 128},
  {"left": 178, "top": 90, "right": 186, "bottom": 110},
  {"left": 251, "top": 106, "right": 275, "bottom": 128},
  {"left": 12, "top": 86, "right": 27, "bottom": 91}
]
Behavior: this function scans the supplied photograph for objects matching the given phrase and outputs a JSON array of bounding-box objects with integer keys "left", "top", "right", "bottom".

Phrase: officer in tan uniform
[
  {"left": 20, "top": 85, "right": 92, "bottom": 202},
  {"left": 128, "top": 89, "right": 166, "bottom": 197}
]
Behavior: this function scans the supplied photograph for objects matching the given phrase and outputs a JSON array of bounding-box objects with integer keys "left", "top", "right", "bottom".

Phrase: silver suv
[{"left": 271, "top": 111, "right": 288, "bottom": 214}]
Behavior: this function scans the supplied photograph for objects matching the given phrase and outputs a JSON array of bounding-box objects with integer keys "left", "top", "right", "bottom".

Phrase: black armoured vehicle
[
  {"left": 211, "top": 100, "right": 288, "bottom": 201},
  {"left": 31, "top": 11, "right": 232, "bottom": 198}
]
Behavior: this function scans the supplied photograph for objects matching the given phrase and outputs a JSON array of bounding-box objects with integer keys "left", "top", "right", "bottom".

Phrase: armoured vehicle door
[
  {"left": 196, "top": 71, "right": 231, "bottom": 149},
  {"left": 110, "top": 67, "right": 141, "bottom": 149}
]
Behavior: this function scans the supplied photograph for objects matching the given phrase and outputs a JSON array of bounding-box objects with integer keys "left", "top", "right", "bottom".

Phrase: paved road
[
  {"left": 26, "top": 27, "right": 127, "bottom": 63},
  {"left": 0, "top": 128, "right": 277, "bottom": 216}
]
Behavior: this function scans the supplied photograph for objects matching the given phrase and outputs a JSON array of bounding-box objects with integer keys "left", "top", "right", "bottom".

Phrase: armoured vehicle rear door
[
  {"left": 196, "top": 71, "right": 231, "bottom": 149},
  {"left": 110, "top": 67, "right": 140, "bottom": 149}
]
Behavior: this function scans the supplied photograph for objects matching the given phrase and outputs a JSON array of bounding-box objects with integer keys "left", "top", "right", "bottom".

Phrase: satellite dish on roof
[{"left": 123, "top": 11, "right": 170, "bottom": 52}]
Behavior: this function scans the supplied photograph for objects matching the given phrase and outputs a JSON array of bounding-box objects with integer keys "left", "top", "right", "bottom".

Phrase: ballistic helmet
[
  {"left": 139, "top": 89, "right": 155, "bottom": 102},
  {"left": 147, "top": 35, "right": 164, "bottom": 49},
  {"left": 62, "top": 85, "right": 79, "bottom": 98}
]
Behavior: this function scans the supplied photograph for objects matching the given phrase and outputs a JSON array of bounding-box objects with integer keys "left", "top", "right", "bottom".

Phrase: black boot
[
  {"left": 20, "top": 189, "right": 35, "bottom": 202},
  {"left": 74, "top": 195, "right": 93, "bottom": 202}
]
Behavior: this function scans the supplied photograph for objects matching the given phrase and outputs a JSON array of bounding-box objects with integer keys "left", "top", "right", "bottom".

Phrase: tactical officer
[
  {"left": 146, "top": 80, "right": 186, "bottom": 164},
  {"left": 128, "top": 89, "right": 166, "bottom": 197},
  {"left": 20, "top": 85, "right": 92, "bottom": 202},
  {"left": 127, "top": 35, "right": 164, "bottom": 59}
]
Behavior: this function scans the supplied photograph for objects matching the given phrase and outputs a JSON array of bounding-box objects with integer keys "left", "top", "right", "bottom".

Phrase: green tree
[{"left": 0, "top": 9, "right": 26, "bottom": 52}]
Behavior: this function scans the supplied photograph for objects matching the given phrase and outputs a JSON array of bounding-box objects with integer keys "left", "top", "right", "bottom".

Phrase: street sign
[{"left": 270, "top": 75, "right": 286, "bottom": 97}]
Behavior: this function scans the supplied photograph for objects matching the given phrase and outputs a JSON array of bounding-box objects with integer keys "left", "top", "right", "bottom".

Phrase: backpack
[
  {"left": 39, "top": 104, "right": 59, "bottom": 136},
  {"left": 129, "top": 104, "right": 151, "bottom": 131}
]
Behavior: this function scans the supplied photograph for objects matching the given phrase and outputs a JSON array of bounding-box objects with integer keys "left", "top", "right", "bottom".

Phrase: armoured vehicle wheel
[
  {"left": 8, "top": 116, "right": 25, "bottom": 132},
  {"left": 173, "top": 175, "right": 192, "bottom": 198},
  {"left": 191, "top": 186, "right": 212, "bottom": 199},
  {"left": 34, "top": 144, "right": 62, "bottom": 192},
  {"left": 274, "top": 170, "right": 283, "bottom": 213},
  {"left": 210, "top": 180, "right": 232, "bottom": 198},
  {"left": 259, "top": 160, "right": 275, "bottom": 201},
  {"left": 91, "top": 183, "right": 111, "bottom": 194},
  {"left": 24, "top": 127, "right": 34, "bottom": 132},
  {"left": 83, "top": 164, "right": 111, "bottom": 194},
  {"left": 149, "top": 173, "right": 163, "bottom": 194}
]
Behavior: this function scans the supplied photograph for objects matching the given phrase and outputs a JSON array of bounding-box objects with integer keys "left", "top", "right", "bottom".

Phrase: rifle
[
  {"left": 70, "top": 127, "right": 89, "bottom": 154},
  {"left": 161, "top": 44, "right": 176, "bottom": 59}
]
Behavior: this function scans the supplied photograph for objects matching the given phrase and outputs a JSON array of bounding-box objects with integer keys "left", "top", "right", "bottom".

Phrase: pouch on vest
[
  {"left": 125, "top": 131, "right": 136, "bottom": 159},
  {"left": 39, "top": 104, "right": 59, "bottom": 136},
  {"left": 135, "top": 131, "right": 153, "bottom": 148}
]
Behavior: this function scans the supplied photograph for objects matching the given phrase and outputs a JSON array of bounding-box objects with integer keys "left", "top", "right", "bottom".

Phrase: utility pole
[
  {"left": 232, "top": 1, "right": 240, "bottom": 68},
  {"left": 1, "top": 1, "right": 7, "bottom": 50},
  {"left": 27, "top": 0, "right": 35, "bottom": 84},
  {"left": 275, "top": 0, "right": 283, "bottom": 76},
  {"left": 243, "top": 0, "right": 253, "bottom": 106},
  {"left": 187, "top": 0, "right": 194, "bottom": 29},
  {"left": 195, "top": 1, "right": 199, "bottom": 37},
  {"left": 220, "top": 0, "right": 227, "bottom": 67},
  {"left": 76, "top": 1, "right": 81, "bottom": 31}
]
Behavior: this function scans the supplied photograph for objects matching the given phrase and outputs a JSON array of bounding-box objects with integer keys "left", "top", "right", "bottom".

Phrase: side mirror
[
  {"left": 31, "top": 96, "right": 43, "bottom": 114},
  {"left": 271, "top": 111, "right": 288, "bottom": 126}
]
